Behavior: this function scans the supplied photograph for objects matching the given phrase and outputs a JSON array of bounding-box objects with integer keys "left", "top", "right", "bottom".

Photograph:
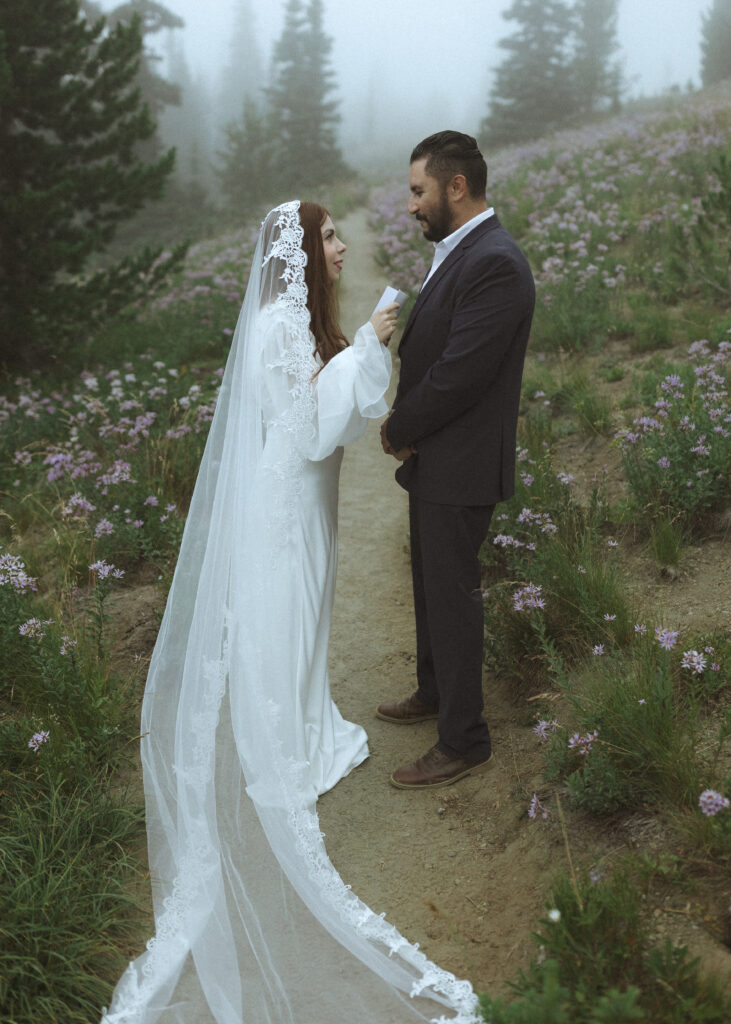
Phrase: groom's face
[{"left": 408, "top": 158, "right": 452, "bottom": 242}]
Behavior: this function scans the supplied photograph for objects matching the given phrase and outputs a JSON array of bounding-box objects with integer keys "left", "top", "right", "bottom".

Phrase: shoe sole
[
  {"left": 389, "top": 753, "right": 493, "bottom": 790},
  {"left": 375, "top": 709, "right": 439, "bottom": 724}
]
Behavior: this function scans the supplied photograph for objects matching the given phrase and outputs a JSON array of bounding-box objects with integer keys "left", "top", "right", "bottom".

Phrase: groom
[{"left": 378, "top": 130, "right": 535, "bottom": 789}]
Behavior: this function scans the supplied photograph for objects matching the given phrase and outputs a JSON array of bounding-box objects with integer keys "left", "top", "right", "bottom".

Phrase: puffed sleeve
[{"left": 309, "top": 321, "right": 392, "bottom": 461}]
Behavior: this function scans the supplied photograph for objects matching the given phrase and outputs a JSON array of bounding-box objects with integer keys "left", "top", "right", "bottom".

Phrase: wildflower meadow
[{"left": 2, "top": 84, "right": 730, "bottom": 1021}]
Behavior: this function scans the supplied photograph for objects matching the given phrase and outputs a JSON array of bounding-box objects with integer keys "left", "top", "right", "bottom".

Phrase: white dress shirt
[{"left": 421, "top": 207, "right": 495, "bottom": 289}]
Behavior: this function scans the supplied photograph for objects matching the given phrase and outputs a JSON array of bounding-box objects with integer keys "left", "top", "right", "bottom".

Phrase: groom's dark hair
[{"left": 410, "top": 131, "right": 487, "bottom": 199}]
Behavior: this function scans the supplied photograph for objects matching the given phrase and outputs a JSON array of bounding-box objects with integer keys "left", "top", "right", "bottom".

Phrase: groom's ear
[{"left": 448, "top": 174, "right": 468, "bottom": 202}]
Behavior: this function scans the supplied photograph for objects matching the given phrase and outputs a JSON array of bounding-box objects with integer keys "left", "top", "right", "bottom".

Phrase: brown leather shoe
[
  {"left": 375, "top": 693, "right": 439, "bottom": 724},
  {"left": 390, "top": 744, "right": 493, "bottom": 789}
]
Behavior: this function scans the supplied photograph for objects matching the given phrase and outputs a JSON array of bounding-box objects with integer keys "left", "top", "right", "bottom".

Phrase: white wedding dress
[{"left": 102, "top": 203, "right": 480, "bottom": 1024}]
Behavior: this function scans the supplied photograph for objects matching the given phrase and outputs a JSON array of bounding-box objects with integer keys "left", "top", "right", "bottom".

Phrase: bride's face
[{"left": 321, "top": 216, "right": 347, "bottom": 283}]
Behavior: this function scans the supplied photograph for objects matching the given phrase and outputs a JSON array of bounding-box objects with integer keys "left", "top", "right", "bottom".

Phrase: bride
[{"left": 102, "top": 201, "right": 480, "bottom": 1024}]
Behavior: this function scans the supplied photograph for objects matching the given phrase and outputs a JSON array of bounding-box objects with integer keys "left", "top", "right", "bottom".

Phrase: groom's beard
[{"left": 417, "top": 191, "right": 452, "bottom": 242}]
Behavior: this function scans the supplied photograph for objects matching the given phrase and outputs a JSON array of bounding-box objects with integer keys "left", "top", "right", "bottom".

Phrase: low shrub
[
  {"left": 616, "top": 339, "right": 729, "bottom": 531},
  {"left": 536, "top": 628, "right": 729, "bottom": 818},
  {"left": 479, "top": 867, "right": 731, "bottom": 1023},
  {"left": 483, "top": 440, "right": 632, "bottom": 684}
]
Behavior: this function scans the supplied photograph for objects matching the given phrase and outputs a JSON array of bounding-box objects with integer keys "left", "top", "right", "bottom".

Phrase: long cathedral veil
[{"left": 102, "top": 201, "right": 481, "bottom": 1024}]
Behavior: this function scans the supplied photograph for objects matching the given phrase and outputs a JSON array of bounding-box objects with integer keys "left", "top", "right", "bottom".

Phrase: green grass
[
  {"left": 0, "top": 774, "right": 145, "bottom": 1024},
  {"left": 649, "top": 514, "right": 684, "bottom": 566}
]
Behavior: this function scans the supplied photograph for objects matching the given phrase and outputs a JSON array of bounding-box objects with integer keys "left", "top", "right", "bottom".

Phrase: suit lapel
[
  {"left": 399, "top": 245, "right": 466, "bottom": 351},
  {"left": 398, "top": 215, "right": 499, "bottom": 352}
]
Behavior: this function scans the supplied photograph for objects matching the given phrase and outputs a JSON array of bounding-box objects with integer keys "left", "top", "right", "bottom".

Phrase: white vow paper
[{"left": 372, "top": 286, "right": 408, "bottom": 317}]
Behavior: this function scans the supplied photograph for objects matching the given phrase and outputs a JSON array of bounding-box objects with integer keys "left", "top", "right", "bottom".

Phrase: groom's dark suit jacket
[{"left": 386, "top": 215, "right": 535, "bottom": 506}]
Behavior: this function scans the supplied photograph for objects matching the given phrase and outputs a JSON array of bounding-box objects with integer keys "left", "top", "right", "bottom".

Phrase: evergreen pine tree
[
  {"left": 265, "top": 0, "right": 307, "bottom": 190},
  {"left": 700, "top": 0, "right": 731, "bottom": 87},
  {"left": 299, "top": 0, "right": 348, "bottom": 184},
  {"left": 216, "top": 0, "right": 263, "bottom": 146},
  {"left": 84, "top": 0, "right": 183, "bottom": 160},
  {"left": 482, "top": 0, "right": 575, "bottom": 147},
  {"left": 159, "top": 35, "right": 215, "bottom": 192},
  {"left": 266, "top": 0, "right": 349, "bottom": 191},
  {"left": 0, "top": 0, "right": 180, "bottom": 361},
  {"left": 217, "top": 96, "right": 277, "bottom": 218},
  {"left": 571, "top": 0, "right": 622, "bottom": 116},
  {"left": 107, "top": 1, "right": 183, "bottom": 117}
]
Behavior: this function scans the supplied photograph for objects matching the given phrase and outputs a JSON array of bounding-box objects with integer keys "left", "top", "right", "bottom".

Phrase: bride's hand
[{"left": 369, "top": 302, "right": 399, "bottom": 345}]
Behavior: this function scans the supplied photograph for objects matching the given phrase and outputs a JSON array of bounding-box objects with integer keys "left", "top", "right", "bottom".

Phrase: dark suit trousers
[{"left": 409, "top": 495, "right": 494, "bottom": 761}]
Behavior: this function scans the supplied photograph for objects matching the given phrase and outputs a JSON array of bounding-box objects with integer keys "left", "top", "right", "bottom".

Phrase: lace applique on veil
[{"left": 259, "top": 203, "right": 319, "bottom": 532}]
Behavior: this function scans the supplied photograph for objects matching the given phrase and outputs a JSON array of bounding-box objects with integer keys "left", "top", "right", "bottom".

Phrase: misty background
[{"left": 106, "top": 0, "right": 709, "bottom": 171}]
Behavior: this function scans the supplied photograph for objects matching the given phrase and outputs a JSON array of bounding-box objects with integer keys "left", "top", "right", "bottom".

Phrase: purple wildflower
[
  {"left": 89, "top": 560, "right": 125, "bottom": 581},
  {"left": 529, "top": 794, "right": 550, "bottom": 820},
  {"left": 568, "top": 730, "right": 598, "bottom": 756},
  {"left": 513, "top": 583, "right": 545, "bottom": 612},
  {"left": 60, "top": 636, "right": 77, "bottom": 656},
  {"left": 655, "top": 627, "right": 680, "bottom": 650},
  {"left": 94, "top": 518, "right": 114, "bottom": 538},
  {"left": 680, "top": 650, "right": 707, "bottom": 675},
  {"left": 0, "top": 551, "right": 38, "bottom": 594},
  {"left": 28, "top": 730, "right": 50, "bottom": 752},
  {"left": 19, "top": 617, "right": 51, "bottom": 639},
  {"left": 698, "top": 789, "right": 729, "bottom": 817},
  {"left": 533, "top": 719, "right": 559, "bottom": 740},
  {"left": 61, "top": 493, "right": 96, "bottom": 518}
]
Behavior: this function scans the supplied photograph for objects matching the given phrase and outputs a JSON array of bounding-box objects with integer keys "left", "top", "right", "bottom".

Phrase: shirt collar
[{"left": 433, "top": 207, "right": 494, "bottom": 257}]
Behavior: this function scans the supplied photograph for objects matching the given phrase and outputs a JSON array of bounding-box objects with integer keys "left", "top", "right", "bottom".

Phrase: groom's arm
[{"left": 385, "top": 255, "right": 531, "bottom": 452}]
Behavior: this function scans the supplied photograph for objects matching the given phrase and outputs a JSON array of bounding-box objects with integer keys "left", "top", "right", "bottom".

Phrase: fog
[{"left": 99, "top": 0, "right": 712, "bottom": 168}]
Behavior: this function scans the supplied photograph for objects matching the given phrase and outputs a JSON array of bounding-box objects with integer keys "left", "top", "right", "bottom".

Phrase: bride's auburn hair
[{"left": 299, "top": 201, "right": 348, "bottom": 367}]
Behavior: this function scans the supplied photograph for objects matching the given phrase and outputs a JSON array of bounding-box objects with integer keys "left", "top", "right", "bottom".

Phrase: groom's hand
[
  {"left": 380, "top": 417, "right": 415, "bottom": 461},
  {"left": 380, "top": 416, "right": 393, "bottom": 454}
]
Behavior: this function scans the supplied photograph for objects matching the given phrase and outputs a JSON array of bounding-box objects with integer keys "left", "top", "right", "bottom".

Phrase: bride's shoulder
[
  {"left": 256, "top": 300, "right": 317, "bottom": 366},
  {"left": 257, "top": 299, "right": 303, "bottom": 334}
]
